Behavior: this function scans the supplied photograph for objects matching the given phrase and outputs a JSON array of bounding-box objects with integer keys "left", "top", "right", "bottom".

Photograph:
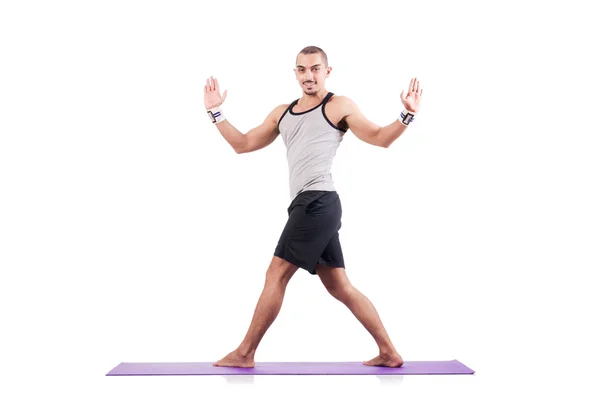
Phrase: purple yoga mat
[{"left": 106, "top": 360, "right": 474, "bottom": 376}]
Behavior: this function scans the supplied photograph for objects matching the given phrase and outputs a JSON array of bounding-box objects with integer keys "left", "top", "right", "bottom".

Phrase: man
[{"left": 204, "top": 46, "right": 423, "bottom": 368}]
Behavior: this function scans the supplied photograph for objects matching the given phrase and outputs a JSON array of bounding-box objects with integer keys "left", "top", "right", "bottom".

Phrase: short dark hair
[{"left": 297, "top": 46, "right": 328, "bottom": 67}]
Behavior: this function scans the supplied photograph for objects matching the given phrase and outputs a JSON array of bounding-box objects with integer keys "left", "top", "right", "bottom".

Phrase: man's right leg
[
  {"left": 315, "top": 263, "right": 404, "bottom": 367},
  {"left": 213, "top": 255, "right": 298, "bottom": 367}
]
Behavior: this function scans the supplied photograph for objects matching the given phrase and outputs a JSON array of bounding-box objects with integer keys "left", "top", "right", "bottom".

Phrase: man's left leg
[
  {"left": 213, "top": 255, "right": 299, "bottom": 367},
  {"left": 315, "top": 262, "right": 404, "bottom": 367}
]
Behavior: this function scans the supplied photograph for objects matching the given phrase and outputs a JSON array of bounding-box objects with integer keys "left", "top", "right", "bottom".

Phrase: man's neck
[{"left": 297, "top": 90, "right": 329, "bottom": 107}]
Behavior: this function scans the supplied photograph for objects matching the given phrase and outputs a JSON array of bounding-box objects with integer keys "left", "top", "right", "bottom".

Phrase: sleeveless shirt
[{"left": 277, "top": 92, "right": 348, "bottom": 200}]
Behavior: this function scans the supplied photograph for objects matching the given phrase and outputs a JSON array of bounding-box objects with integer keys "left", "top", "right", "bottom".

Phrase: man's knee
[
  {"left": 265, "top": 256, "right": 298, "bottom": 285},
  {"left": 316, "top": 266, "right": 354, "bottom": 301},
  {"left": 326, "top": 283, "right": 355, "bottom": 302}
]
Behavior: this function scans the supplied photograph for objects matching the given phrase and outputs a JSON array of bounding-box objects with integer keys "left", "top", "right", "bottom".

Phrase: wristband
[
  {"left": 207, "top": 106, "right": 226, "bottom": 124},
  {"left": 399, "top": 107, "right": 416, "bottom": 126}
]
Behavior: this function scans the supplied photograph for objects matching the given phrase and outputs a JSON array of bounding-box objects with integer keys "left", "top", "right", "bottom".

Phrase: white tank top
[{"left": 277, "top": 92, "right": 348, "bottom": 199}]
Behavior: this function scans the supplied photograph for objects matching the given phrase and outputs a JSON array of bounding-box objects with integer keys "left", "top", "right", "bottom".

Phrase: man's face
[{"left": 294, "top": 53, "right": 330, "bottom": 95}]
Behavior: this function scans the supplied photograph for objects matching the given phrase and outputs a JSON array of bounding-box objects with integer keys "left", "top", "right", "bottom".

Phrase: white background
[{"left": 1, "top": 0, "right": 599, "bottom": 396}]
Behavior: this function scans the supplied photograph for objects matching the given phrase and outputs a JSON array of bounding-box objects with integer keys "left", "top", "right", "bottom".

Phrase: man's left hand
[{"left": 400, "top": 77, "right": 423, "bottom": 113}]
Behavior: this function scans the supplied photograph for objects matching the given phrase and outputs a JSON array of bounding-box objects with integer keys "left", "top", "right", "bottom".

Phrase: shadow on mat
[
  {"left": 377, "top": 375, "right": 404, "bottom": 385},
  {"left": 219, "top": 375, "right": 404, "bottom": 385},
  {"left": 221, "top": 375, "right": 255, "bottom": 384}
]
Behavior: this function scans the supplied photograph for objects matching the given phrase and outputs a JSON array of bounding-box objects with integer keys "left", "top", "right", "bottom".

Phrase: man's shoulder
[
  {"left": 328, "top": 94, "right": 355, "bottom": 116},
  {"left": 330, "top": 93, "right": 355, "bottom": 107},
  {"left": 275, "top": 102, "right": 293, "bottom": 112},
  {"left": 266, "top": 102, "right": 294, "bottom": 124}
]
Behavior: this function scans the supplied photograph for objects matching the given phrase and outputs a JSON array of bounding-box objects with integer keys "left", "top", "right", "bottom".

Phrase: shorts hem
[
  {"left": 316, "top": 259, "right": 345, "bottom": 274},
  {"left": 273, "top": 247, "right": 345, "bottom": 276},
  {"left": 273, "top": 248, "right": 317, "bottom": 275}
]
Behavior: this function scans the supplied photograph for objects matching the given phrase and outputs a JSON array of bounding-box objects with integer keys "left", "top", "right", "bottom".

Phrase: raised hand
[
  {"left": 400, "top": 77, "right": 423, "bottom": 113},
  {"left": 204, "top": 76, "right": 228, "bottom": 109}
]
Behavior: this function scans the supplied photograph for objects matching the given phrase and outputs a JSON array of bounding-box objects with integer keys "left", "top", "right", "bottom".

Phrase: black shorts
[{"left": 274, "top": 190, "right": 345, "bottom": 275}]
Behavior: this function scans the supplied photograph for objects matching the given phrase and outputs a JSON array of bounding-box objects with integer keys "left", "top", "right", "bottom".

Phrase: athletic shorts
[{"left": 274, "top": 190, "right": 345, "bottom": 275}]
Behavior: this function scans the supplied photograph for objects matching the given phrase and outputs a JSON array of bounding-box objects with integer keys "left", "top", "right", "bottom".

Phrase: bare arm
[
  {"left": 215, "top": 104, "right": 287, "bottom": 154},
  {"left": 342, "top": 78, "right": 423, "bottom": 148},
  {"left": 342, "top": 98, "right": 408, "bottom": 148},
  {"left": 204, "top": 76, "right": 288, "bottom": 154}
]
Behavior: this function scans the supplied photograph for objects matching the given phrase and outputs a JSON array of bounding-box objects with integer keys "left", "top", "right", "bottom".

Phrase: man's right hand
[{"left": 204, "top": 76, "right": 228, "bottom": 109}]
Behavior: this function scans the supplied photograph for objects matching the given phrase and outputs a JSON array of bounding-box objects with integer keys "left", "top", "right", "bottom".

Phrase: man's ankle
[
  {"left": 379, "top": 347, "right": 398, "bottom": 358},
  {"left": 237, "top": 344, "right": 255, "bottom": 358}
]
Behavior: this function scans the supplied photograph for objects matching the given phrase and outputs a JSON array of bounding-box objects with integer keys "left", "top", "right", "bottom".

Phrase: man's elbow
[
  {"left": 376, "top": 129, "right": 392, "bottom": 148},
  {"left": 233, "top": 137, "right": 249, "bottom": 154},
  {"left": 379, "top": 136, "right": 392, "bottom": 148}
]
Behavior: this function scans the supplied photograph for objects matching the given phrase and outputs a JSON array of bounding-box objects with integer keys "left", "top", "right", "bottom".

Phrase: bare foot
[
  {"left": 363, "top": 352, "right": 404, "bottom": 367},
  {"left": 213, "top": 349, "right": 255, "bottom": 368}
]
